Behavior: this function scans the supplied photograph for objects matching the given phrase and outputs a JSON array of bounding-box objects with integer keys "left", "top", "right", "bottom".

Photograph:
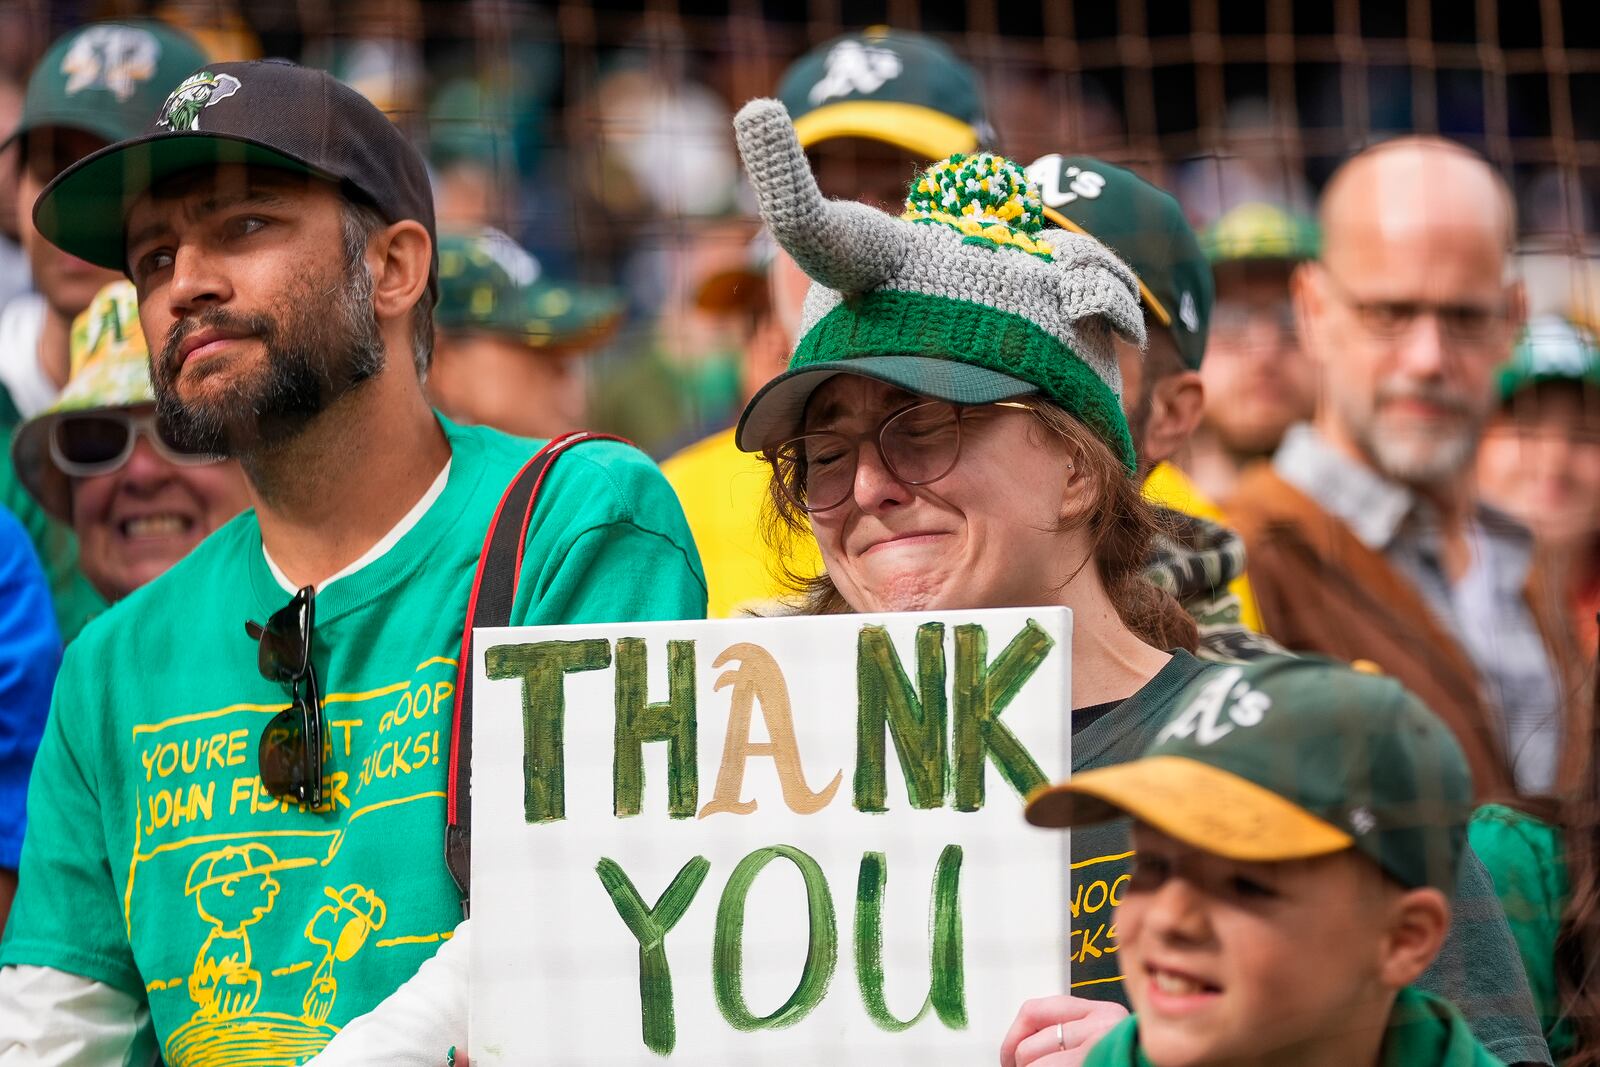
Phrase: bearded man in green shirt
[{"left": 0, "top": 60, "right": 705, "bottom": 1064}]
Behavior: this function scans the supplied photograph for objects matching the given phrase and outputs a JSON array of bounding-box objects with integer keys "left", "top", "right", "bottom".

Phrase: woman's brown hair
[{"left": 758, "top": 397, "right": 1199, "bottom": 655}]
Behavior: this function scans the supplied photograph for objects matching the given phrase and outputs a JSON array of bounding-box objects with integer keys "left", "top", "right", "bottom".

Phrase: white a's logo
[
  {"left": 809, "top": 41, "right": 903, "bottom": 105},
  {"left": 475, "top": 228, "right": 540, "bottom": 287},
  {"left": 1025, "top": 155, "right": 1106, "bottom": 209},
  {"left": 60, "top": 26, "right": 161, "bottom": 102},
  {"left": 1179, "top": 290, "right": 1200, "bottom": 332},
  {"left": 1155, "top": 667, "right": 1272, "bottom": 746}
]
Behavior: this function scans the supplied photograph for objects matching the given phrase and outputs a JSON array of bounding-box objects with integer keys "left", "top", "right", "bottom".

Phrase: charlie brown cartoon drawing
[{"left": 184, "top": 843, "right": 297, "bottom": 1019}]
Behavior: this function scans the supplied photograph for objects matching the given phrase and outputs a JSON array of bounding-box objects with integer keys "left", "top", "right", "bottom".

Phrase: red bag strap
[{"left": 445, "top": 431, "right": 629, "bottom": 909}]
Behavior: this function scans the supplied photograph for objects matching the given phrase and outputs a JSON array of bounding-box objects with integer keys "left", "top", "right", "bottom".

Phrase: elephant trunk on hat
[
  {"left": 732, "top": 98, "right": 1144, "bottom": 393},
  {"left": 730, "top": 97, "right": 1147, "bottom": 472},
  {"left": 733, "top": 98, "right": 911, "bottom": 294}
]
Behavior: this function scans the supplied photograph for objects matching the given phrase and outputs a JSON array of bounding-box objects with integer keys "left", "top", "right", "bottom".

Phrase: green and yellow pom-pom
[{"left": 901, "top": 152, "right": 1053, "bottom": 259}]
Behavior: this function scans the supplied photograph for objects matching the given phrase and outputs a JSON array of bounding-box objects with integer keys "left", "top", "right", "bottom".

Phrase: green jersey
[
  {"left": 1068, "top": 654, "right": 1552, "bottom": 1067},
  {"left": 1083, "top": 986, "right": 1505, "bottom": 1067},
  {"left": 0, "top": 383, "right": 106, "bottom": 642},
  {"left": 0, "top": 419, "right": 707, "bottom": 1067}
]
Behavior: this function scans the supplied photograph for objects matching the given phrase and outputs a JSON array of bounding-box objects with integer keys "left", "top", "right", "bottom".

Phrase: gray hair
[{"left": 339, "top": 197, "right": 434, "bottom": 377}]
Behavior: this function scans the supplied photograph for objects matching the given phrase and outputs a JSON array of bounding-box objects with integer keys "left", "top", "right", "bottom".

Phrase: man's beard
[
  {"left": 1345, "top": 379, "right": 1486, "bottom": 488},
  {"left": 152, "top": 262, "right": 385, "bottom": 458}
]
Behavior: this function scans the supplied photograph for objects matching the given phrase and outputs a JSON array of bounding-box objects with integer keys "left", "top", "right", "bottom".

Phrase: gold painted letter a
[{"left": 698, "top": 643, "right": 841, "bottom": 818}]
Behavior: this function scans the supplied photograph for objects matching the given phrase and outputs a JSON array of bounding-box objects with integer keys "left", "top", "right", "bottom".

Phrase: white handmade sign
[{"left": 469, "top": 607, "right": 1071, "bottom": 1065}]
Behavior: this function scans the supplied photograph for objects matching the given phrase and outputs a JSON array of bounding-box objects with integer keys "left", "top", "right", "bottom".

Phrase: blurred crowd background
[{"left": 4, "top": 0, "right": 1598, "bottom": 458}]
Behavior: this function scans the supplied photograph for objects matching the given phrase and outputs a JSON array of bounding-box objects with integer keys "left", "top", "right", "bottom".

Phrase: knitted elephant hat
[{"left": 732, "top": 97, "right": 1147, "bottom": 472}]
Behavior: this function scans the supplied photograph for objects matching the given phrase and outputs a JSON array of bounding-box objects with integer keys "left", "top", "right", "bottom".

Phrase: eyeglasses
[
  {"left": 1209, "top": 300, "right": 1297, "bottom": 344},
  {"left": 772, "top": 399, "right": 1032, "bottom": 513},
  {"left": 1318, "top": 267, "right": 1508, "bottom": 344},
  {"left": 246, "top": 585, "right": 324, "bottom": 806},
  {"left": 49, "top": 409, "right": 215, "bottom": 478}
]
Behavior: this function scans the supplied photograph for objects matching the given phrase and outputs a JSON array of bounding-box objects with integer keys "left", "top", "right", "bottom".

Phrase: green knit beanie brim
[{"left": 736, "top": 289, "right": 1137, "bottom": 473}]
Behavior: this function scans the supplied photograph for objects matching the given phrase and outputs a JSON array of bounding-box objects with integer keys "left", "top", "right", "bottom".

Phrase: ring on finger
[{"left": 1056, "top": 1021, "right": 1066, "bottom": 1051}]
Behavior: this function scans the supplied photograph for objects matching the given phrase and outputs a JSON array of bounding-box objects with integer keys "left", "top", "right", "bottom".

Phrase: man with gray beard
[{"left": 1227, "top": 137, "right": 1581, "bottom": 803}]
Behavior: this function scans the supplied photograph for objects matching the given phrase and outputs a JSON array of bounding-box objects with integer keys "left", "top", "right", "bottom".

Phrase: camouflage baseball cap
[
  {"left": 436, "top": 229, "right": 624, "bottom": 349},
  {"left": 776, "top": 27, "right": 991, "bottom": 160},
  {"left": 14, "top": 280, "right": 158, "bottom": 521},
  {"left": 1025, "top": 153, "right": 1213, "bottom": 369},
  {"left": 1026, "top": 658, "right": 1474, "bottom": 894},
  {"left": 1201, "top": 202, "right": 1320, "bottom": 265},
  {"left": 2, "top": 20, "right": 209, "bottom": 154},
  {"left": 1496, "top": 315, "right": 1600, "bottom": 403}
]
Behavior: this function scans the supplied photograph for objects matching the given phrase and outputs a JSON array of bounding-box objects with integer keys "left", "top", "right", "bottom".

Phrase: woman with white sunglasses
[{"left": 12, "top": 280, "right": 248, "bottom": 605}]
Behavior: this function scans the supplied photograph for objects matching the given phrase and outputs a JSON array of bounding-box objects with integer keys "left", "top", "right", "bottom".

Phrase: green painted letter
[
  {"left": 714, "top": 845, "right": 837, "bottom": 1030},
  {"left": 485, "top": 639, "right": 612, "bottom": 823},
  {"left": 952, "top": 621, "right": 1053, "bottom": 811},
  {"left": 855, "top": 624, "right": 947, "bottom": 812},
  {"left": 855, "top": 845, "right": 967, "bottom": 1031},
  {"left": 614, "top": 638, "right": 699, "bottom": 818},
  {"left": 597, "top": 855, "right": 712, "bottom": 1056}
]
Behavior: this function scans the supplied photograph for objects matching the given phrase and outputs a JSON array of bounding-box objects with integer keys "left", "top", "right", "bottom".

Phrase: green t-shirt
[
  {"left": 1083, "top": 986, "right": 1506, "bottom": 1067},
  {"left": 1469, "top": 804, "right": 1576, "bottom": 1062},
  {"left": 0, "top": 383, "right": 107, "bottom": 642},
  {"left": 1067, "top": 655, "right": 1552, "bottom": 1067},
  {"left": 0, "top": 419, "right": 707, "bottom": 1066}
]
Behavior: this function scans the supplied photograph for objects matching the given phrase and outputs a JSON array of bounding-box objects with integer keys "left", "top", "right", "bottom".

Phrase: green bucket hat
[
  {"left": 436, "top": 228, "right": 624, "bottom": 349},
  {"left": 2, "top": 20, "right": 209, "bottom": 154},
  {"left": 1496, "top": 315, "right": 1600, "bottom": 403},
  {"left": 1201, "top": 202, "right": 1320, "bottom": 265},
  {"left": 1026, "top": 658, "right": 1474, "bottom": 894},
  {"left": 1026, "top": 153, "right": 1213, "bottom": 369},
  {"left": 13, "top": 281, "right": 158, "bottom": 523},
  {"left": 731, "top": 99, "right": 1145, "bottom": 472},
  {"left": 777, "top": 27, "right": 991, "bottom": 161}
]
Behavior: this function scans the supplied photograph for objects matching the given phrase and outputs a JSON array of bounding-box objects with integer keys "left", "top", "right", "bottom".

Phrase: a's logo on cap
[
  {"left": 810, "top": 40, "right": 903, "bottom": 105},
  {"left": 1024, "top": 156, "right": 1106, "bottom": 210},
  {"left": 475, "top": 228, "right": 540, "bottom": 287},
  {"left": 1179, "top": 290, "right": 1199, "bottom": 332},
  {"left": 156, "top": 71, "right": 242, "bottom": 132},
  {"left": 1156, "top": 666, "right": 1272, "bottom": 747},
  {"left": 60, "top": 26, "right": 161, "bottom": 102}
]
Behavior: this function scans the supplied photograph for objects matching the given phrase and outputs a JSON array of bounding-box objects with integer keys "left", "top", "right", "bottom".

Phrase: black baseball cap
[{"left": 32, "top": 59, "right": 437, "bottom": 294}]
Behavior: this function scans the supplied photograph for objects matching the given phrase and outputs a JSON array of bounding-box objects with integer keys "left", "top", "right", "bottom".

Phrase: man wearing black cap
[{"left": 0, "top": 60, "right": 705, "bottom": 1062}]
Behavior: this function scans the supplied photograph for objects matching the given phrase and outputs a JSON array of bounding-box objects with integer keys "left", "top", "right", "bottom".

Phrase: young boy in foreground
[{"left": 1016, "top": 658, "right": 1505, "bottom": 1067}]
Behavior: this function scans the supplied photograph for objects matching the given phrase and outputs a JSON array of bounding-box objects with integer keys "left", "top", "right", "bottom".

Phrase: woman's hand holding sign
[{"left": 999, "top": 995, "right": 1129, "bottom": 1066}]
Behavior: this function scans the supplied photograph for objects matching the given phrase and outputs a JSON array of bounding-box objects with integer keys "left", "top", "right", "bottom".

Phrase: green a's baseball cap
[
  {"left": 1497, "top": 315, "right": 1600, "bottom": 403},
  {"left": 1026, "top": 658, "right": 1473, "bottom": 894},
  {"left": 1201, "top": 202, "right": 1320, "bottom": 265},
  {"left": 776, "top": 27, "right": 991, "bottom": 161},
  {"left": 1024, "top": 154, "right": 1213, "bottom": 369},
  {"left": 436, "top": 228, "right": 624, "bottom": 349},
  {"left": 2, "top": 20, "right": 209, "bottom": 154}
]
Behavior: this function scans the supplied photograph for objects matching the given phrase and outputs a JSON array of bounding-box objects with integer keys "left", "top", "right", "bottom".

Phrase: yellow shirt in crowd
[{"left": 662, "top": 426, "right": 823, "bottom": 617}]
